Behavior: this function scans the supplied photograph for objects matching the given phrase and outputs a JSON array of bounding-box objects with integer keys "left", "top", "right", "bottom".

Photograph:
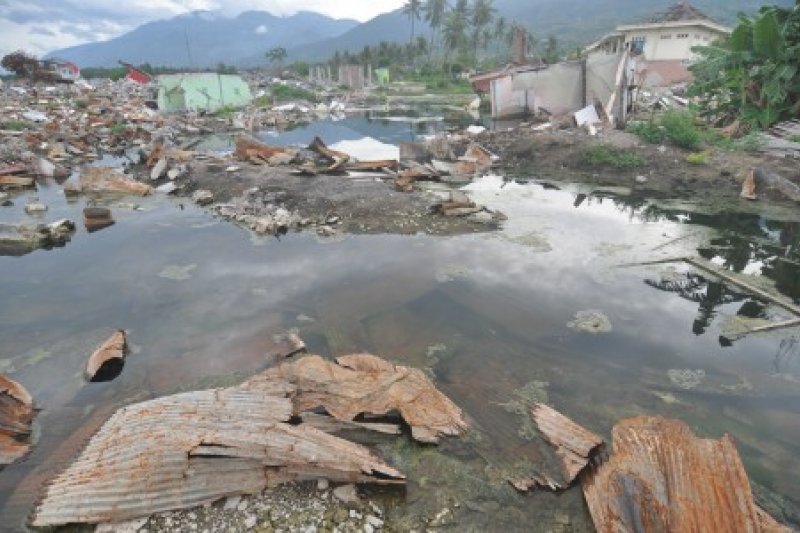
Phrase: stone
[
  {"left": 192, "top": 190, "right": 214, "bottom": 206},
  {"left": 635, "top": 175, "right": 648, "bottom": 184},
  {"left": 243, "top": 516, "right": 257, "bottom": 529},
  {"left": 24, "top": 202, "right": 48, "bottom": 214},
  {"left": 150, "top": 158, "right": 168, "bottom": 180},
  {"left": 317, "top": 479, "right": 330, "bottom": 491},
  {"left": 333, "top": 484, "right": 360, "bottom": 504}
]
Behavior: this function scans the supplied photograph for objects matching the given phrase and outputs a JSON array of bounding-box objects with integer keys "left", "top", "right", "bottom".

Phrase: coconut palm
[
  {"left": 471, "top": 0, "right": 495, "bottom": 66},
  {"left": 403, "top": 0, "right": 423, "bottom": 47},
  {"left": 423, "top": 0, "right": 448, "bottom": 61}
]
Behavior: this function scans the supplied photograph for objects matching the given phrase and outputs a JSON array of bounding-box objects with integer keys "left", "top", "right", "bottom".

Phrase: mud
[{"left": 478, "top": 129, "right": 800, "bottom": 205}]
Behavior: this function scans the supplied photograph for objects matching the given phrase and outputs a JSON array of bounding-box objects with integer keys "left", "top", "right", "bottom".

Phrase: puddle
[{"left": 1, "top": 175, "right": 800, "bottom": 528}]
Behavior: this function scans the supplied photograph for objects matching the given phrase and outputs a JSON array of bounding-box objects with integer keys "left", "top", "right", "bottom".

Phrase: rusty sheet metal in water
[
  {"left": 510, "top": 403, "right": 604, "bottom": 492},
  {"left": 582, "top": 416, "right": 790, "bottom": 532},
  {"left": 84, "top": 330, "right": 127, "bottom": 381},
  {"left": 242, "top": 353, "right": 469, "bottom": 444},
  {"left": 31, "top": 387, "right": 404, "bottom": 526},
  {"left": 0, "top": 374, "right": 34, "bottom": 465}
]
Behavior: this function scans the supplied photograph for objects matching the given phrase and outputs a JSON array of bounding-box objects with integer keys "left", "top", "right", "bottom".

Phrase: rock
[
  {"left": 24, "top": 201, "right": 48, "bottom": 214},
  {"left": 192, "top": 190, "right": 214, "bottom": 206},
  {"left": 366, "top": 515, "right": 383, "bottom": 528},
  {"left": 150, "top": 158, "right": 168, "bottom": 180},
  {"left": 167, "top": 165, "right": 187, "bottom": 180},
  {"left": 0, "top": 221, "right": 74, "bottom": 257},
  {"left": 243, "top": 515, "right": 257, "bottom": 529},
  {"left": 156, "top": 182, "right": 178, "bottom": 195},
  {"left": 317, "top": 225, "right": 336, "bottom": 237},
  {"left": 333, "top": 484, "right": 360, "bottom": 504},
  {"left": 317, "top": 479, "right": 330, "bottom": 491},
  {"left": 635, "top": 175, "right": 648, "bottom": 184},
  {"left": 253, "top": 217, "right": 276, "bottom": 234},
  {"left": 223, "top": 495, "right": 241, "bottom": 511}
]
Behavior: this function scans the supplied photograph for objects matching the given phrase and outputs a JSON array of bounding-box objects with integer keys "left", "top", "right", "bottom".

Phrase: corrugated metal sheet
[
  {"left": 0, "top": 374, "right": 34, "bottom": 465},
  {"left": 582, "top": 416, "right": 790, "bottom": 532},
  {"left": 242, "top": 353, "right": 469, "bottom": 444},
  {"left": 31, "top": 387, "right": 404, "bottom": 527}
]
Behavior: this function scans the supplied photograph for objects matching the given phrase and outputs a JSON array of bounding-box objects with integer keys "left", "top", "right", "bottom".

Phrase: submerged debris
[
  {"left": 667, "top": 368, "right": 706, "bottom": 390},
  {"left": 0, "top": 219, "right": 75, "bottom": 257},
  {"left": 83, "top": 206, "right": 115, "bottom": 232},
  {"left": 582, "top": 416, "right": 790, "bottom": 532},
  {"left": 567, "top": 310, "right": 612, "bottom": 334},
  {"left": 85, "top": 330, "right": 127, "bottom": 382},
  {"left": 0, "top": 374, "right": 34, "bottom": 466}
]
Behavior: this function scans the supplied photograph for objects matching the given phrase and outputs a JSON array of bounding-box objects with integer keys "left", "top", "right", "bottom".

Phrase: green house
[{"left": 156, "top": 73, "right": 252, "bottom": 113}]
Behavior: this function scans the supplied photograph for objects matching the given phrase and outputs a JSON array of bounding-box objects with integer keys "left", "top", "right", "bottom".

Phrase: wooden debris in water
[
  {"left": 85, "top": 330, "right": 127, "bottom": 382},
  {"left": 65, "top": 167, "right": 152, "bottom": 196},
  {"left": 510, "top": 403, "right": 604, "bottom": 492},
  {"left": 243, "top": 353, "right": 469, "bottom": 443},
  {"left": 233, "top": 136, "right": 291, "bottom": 164},
  {"left": 31, "top": 388, "right": 404, "bottom": 527},
  {"left": 0, "top": 374, "right": 34, "bottom": 465},
  {"left": 308, "top": 136, "right": 350, "bottom": 174},
  {"left": 582, "top": 416, "right": 790, "bottom": 532}
]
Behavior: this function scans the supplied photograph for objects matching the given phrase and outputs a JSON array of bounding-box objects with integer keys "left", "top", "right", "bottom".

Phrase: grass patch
[
  {"left": 582, "top": 145, "right": 643, "bottom": 169},
  {"left": 110, "top": 123, "right": 127, "bottom": 135},
  {"left": 270, "top": 84, "right": 318, "bottom": 103},
  {"left": 253, "top": 95, "right": 271, "bottom": 108},
  {"left": 707, "top": 131, "right": 765, "bottom": 152},
  {"left": 627, "top": 110, "right": 702, "bottom": 150},
  {"left": 686, "top": 151, "right": 710, "bottom": 165},
  {"left": 2, "top": 120, "right": 28, "bottom": 131},
  {"left": 789, "top": 135, "right": 800, "bottom": 143},
  {"left": 214, "top": 105, "right": 237, "bottom": 118}
]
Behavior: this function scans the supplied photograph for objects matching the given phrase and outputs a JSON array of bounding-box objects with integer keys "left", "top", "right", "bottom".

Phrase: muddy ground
[{"left": 478, "top": 128, "right": 800, "bottom": 205}]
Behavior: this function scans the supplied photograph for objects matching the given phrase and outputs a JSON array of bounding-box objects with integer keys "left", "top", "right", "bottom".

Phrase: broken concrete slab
[
  {"left": 0, "top": 220, "right": 74, "bottom": 256},
  {"left": 242, "top": 354, "right": 468, "bottom": 444},
  {"left": 192, "top": 189, "right": 214, "bottom": 206},
  {"left": 0, "top": 374, "right": 34, "bottom": 466},
  {"left": 31, "top": 387, "right": 404, "bottom": 527},
  {"left": 85, "top": 330, "right": 127, "bottom": 382},
  {"left": 582, "top": 416, "right": 789, "bottom": 532},
  {"left": 66, "top": 167, "right": 152, "bottom": 197}
]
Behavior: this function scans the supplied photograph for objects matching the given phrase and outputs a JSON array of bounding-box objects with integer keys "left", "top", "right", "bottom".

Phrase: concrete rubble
[
  {"left": 0, "top": 219, "right": 74, "bottom": 257},
  {"left": 31, "top": 351, "right": 467, "bottom": 527}
]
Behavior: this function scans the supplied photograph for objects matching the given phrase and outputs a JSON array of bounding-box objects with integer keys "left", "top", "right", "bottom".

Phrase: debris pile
[
  {"left": 31, "top": 352, "right": 468, "bottom": 527},
  {"left": 0, "top": 219, "right": 74, "bottom": 256}
]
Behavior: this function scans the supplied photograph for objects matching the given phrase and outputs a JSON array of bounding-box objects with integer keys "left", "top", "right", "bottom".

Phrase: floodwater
[{"left": 1, "top": 120, "right": 799, "bottom": 531}]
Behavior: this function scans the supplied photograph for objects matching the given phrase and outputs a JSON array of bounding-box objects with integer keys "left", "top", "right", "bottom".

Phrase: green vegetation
[
  {"left": 270, "top": 84, "right": 318, "bottom": 102},
  {"left": 686, "top": 151, "right": 710, "bottom": 165},
  {"left": 789, "top": 135, "right": 800, "bottom": 143},
  {"left": 627, "top": 110, "right": 702, "bottom": 150},
  {"left": 214, "top": 105, "right": 238, "bottom": 119},
  {"left": 689, "top": 4, "right": 800, "bottom": 129},
  {"left": 2, "top": 120, "right": 27, "bottom": 131},
  {"left": 253, "top": 94, "right": 271, "bottom": 108},
  {"left": 266, "top": 47, "right": 287, "bottom": 66},
  {"left": 109, "top": 123, "right": 127, "bottom": 135},
  {"left": 582, "top": 145, "right": 643, "bottom": 169}
]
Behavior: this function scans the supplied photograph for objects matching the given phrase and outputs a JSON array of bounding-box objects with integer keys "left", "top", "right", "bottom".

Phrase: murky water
[{"left": 1, "top": 135, "right": 800, "bottom": 530}]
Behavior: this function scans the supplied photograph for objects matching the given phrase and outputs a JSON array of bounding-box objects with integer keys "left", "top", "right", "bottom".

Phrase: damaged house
[
  {"left": 585, "top": 1, "right": 732, "bottom": 88},
  {"left": 485, "top": 2, "right": 731, "bottom": 122}
]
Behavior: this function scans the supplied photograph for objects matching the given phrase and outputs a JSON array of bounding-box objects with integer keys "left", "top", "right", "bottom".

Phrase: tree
[
  {"left": 544, "top": 35, "right": 559, "bottom": 64},
  {"left": 266, "top": 47, "right": 287, "bottom": 67},
  {"left": 1, "top": 51, "right": 40, "bottom": 78},
  {"left": 403, "top": 0, "right": 423, "bottom": 47},
  {"left": 442, "top": 8, "right": 469, "bottom": 76},
  {"left": 471, "top": 0, "right": 496, "bottom": 67},
  {"left": 688, "top": 4, "right": 800, "bottom": 129},
  {"left": 423, "top": 0, "right": 448, "bottom": 61}
]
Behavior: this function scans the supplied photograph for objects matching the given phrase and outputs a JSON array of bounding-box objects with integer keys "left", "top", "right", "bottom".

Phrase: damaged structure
[
  {"left": 156, "top": 73, "right": 252, "bottom": 113},
  {"left": 31, "top": 352, "right": 468, "bottom": 527}
]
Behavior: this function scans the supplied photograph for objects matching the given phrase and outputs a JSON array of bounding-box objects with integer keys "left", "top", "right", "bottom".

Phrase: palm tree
[
  {"left": 403, "top": 0, "right": 423, "bottom": 47},
  {"left": 423, "top": 0, "right": 448, "bottom": 60},
  {"left": 442, "top": 9, "right": 468, "bottom": 76},
  {"left": 471, "top": 0, "right": 495, "bottom": 67}
]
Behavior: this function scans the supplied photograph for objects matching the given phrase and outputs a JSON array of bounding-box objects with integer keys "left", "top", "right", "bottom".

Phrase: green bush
[
  {"left": 627, "top": 111, "right": 702, "bottom": 150},
  {"left": 582, "top": 145, "right": 643, "bottom": 169},
  {"left": 270, "top": 84, "right": 318, "bottom": 103},
  {"left": 2, "top": 120, "right": 27, "bottom": 131}
]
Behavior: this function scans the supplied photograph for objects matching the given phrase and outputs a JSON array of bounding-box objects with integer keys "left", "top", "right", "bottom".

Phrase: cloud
[
  {"left": 0, "top": 0, "right": 404, "bottom": 58},
  {"left": 254, "top": 25, "right": 268, "bottom": 34}
]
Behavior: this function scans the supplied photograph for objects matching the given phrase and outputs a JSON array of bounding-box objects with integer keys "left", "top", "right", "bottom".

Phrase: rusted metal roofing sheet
[
  {"left": 85, "top": 330, "right": 127, "bottom": 381},
  {"left": 242, "top": 353, "right": 469, "bottom": 444},
  {"left": 31, "top": 387, "right": 404, "bottom": 527},
  {"left": 510, "top": 403, "right": 605, "bottom": 492},
  {"left": 582, "top": 416, "right": 790, "bottom": 533},
  {"left": 0, "top": 374, "right": 34, "bottom": 465}
]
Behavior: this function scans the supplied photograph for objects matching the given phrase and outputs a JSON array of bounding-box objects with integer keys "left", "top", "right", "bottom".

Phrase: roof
[{"left": 647, "top": 2, "right": 713, "bottom": 23}]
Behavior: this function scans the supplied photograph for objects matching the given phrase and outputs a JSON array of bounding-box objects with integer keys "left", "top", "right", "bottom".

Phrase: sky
[{"left": 0, "top": 0, "right": 406, "bottom": 57}]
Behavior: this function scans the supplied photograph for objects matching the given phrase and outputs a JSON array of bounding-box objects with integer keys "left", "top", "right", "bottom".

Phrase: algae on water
[
  {"left": 567, "top": 310, "right": 612, "bottom": 334},
  {"left": 499, "top": 380, "right": 550, "bottom": 441},
  {"left": 158, "top": 263, "right": 197, "bottom": 281}
]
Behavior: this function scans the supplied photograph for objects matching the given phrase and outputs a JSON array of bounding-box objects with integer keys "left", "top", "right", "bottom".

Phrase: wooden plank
[{"left": 0, "top": 374, "right": 34, "bottom": 465}]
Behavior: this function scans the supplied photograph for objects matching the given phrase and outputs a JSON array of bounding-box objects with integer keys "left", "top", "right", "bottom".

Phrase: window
[
  {"left": 677, "top": 33, "right": 689, "bottom": 39},
  {"left": 661, "top": 34, "right": 672, "bottom": 39}
]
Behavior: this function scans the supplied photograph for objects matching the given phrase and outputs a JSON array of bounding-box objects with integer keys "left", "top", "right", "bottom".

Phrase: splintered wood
[
  {"left": 510, "top": 403, "right": 604, "bottom": 492},
  {"left": 31, "top": 388, "right": 404, "bottom": 527},
  {"left": 582, "top": 416, "right": 790, "bottom": 533},
  {"left": 0, "top": 374, "right": 34, "bottom": 465},
  {"left": 234, "top": 136, "right": 291, "bottom": 164},
  {"left": 243, "top": 353, "right": 469, "bottom": 444},
  {"left": 32, "top": 353, "right": 468, "bottom": 526}
]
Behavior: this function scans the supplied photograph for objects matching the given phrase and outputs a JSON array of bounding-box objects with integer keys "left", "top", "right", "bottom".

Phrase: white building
[{"left": 585, "top": 2, "right": 731, "bottom": 86}]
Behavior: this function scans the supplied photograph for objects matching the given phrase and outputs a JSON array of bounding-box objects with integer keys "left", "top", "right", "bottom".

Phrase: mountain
[
  {"left": 47, "top": 11, "right": 359, "bottom": 68},
  {"left": 287, "top": 0, "right": 793, "bottom": 61}
]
